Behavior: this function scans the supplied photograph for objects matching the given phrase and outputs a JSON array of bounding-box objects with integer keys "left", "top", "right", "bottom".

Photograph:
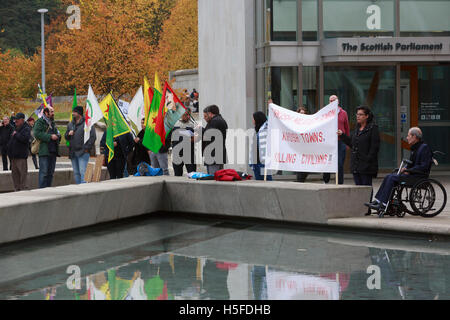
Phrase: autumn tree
[
  {"left": 152, "top": 0, "right": 198, "bottom": 83},
  {"left": 0, "top": 49, "right": 40, "bottom": 113},
  {"left": 45, "top": 0, "right": 177, "bottom": 96}
]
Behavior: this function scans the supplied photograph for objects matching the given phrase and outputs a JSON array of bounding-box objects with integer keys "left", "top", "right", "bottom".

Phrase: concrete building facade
[{"left": 198, "top": 0, "right": 450, "bottom": 170}]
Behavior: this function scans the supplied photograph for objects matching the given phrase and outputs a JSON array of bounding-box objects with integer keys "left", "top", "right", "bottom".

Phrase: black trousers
[
  {"left": 1, "top": 146, "right": 8, "bottom": 171},
  {"left": 296, "top": 172, "right": 330, "bottom": 183},
  {"left": 173, "top": 162, "right": 197, "bottom": 177},
  {"left": 107, "top": 156, "right": 126, "bottom": 179}
]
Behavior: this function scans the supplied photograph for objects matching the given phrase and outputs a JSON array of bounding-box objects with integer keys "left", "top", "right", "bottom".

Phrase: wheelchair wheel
[
  {"left": 398, "top": 186, "right": 418, "bottom": 216},
  {"left": 409, "top": 179, "right": 447, "bottom": 218}
]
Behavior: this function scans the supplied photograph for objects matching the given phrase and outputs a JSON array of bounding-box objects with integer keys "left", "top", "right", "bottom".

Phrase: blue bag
[{"left": 134, "top": 162, "right": 163, "bottom": 177}]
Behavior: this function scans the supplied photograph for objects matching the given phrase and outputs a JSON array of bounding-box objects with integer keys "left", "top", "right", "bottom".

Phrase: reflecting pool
[{"left": 0, "top": 214, "right": 448, "bottom": 300}]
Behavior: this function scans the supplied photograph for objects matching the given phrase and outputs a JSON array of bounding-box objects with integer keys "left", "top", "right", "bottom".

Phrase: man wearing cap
[
  {"left": 65, "top": 106, "right": 96, "bottom": 184},
  {"left": 34, "top": 106, "right": 61, "bottom": 188},
  {"left": 7, "top": 113, "right": 31, "bottom": 191}
]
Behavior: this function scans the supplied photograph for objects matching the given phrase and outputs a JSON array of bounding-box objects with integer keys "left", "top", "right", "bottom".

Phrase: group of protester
[
  {"left": 250, "top": 94, "right": 434, "bottom": 215},
  {"left": 1, "top": 90, "right": 433, "bottom": 213}
]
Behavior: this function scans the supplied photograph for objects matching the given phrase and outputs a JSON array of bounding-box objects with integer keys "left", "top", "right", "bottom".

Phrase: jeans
[
  {"left": 338, "top": 141, "right": 347, "bottom": 184},
  {"left": 251, "top": 164, "right": 272, "bottom": 181},
  {"left": 375, "top": 173, "right": 401, "bottom": 204},
  {"left": 39, "top": 155, "right": 57, "bottom": 188},
  {"left": 150, "top": 152, "right": 169, "bottom": 176},
  {"left": 71, "top": 152, "right": 90, "bottom": 184}
]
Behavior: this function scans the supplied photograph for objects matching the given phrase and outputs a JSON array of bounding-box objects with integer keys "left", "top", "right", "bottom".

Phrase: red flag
[{"left": 155, "top": 82, "right": 187, "bottom": 146}]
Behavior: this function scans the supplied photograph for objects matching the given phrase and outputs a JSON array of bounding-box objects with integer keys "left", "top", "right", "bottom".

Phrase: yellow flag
[
  {"left": 99, "top": 94, "right": 115, "bottom": 121},
  {"left": 154, "top": 72, "right": 162, "bottom": 94},
  {"left": 144, "top": 76, "right": 152, "bottom": 125}
]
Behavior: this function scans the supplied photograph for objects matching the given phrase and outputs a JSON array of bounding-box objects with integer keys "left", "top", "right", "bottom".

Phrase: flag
[
  {"left": 99, "top": 94, "right": 114, "bottom": 121},
  {"left": 84, "top": 85, "right": 103, "bottom": 144},
  {"left": 128, "top": 86, "right": 145, "bottom": 133},
  {"left": 154, "top": 72, "right": 162, "bottom": 95},
  {"left": 142, "top": 88, "right": 163, "bottom": 153},
  {"left": 67, "top": 88, "right": 78, "bottom": 146},
  {"left": 144, "top": 76, "right": 153, "bottom": 125},
  {"left": 158, "top": 81, "right": 187, "bottom": 141},
  {"left": 38, "top": 84, "right": 48, "bottom": 108},
  {"left": 105, "top": 94, "right": 131, "bottom": 163},
  {"left": 34, "top": 94, "right": 53, "bottom": 118}
]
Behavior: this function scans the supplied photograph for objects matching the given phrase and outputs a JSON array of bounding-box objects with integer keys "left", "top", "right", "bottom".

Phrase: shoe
[
  {"left": 366, "top": 202, "right": 383, "bottom": 210},
  {"left": 364, "top": 200, "right": 379, "bottom": 208}
]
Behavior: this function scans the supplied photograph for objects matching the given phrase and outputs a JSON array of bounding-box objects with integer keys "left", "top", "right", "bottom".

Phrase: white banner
[
  {"left": 266, "top": 270, "right": 340, "bottom": 300},
  {"left": 266, "top": 101, "right": 339, "bottom": 173}
]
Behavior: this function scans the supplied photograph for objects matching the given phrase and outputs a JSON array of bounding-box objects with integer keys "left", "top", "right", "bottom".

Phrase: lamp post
[{"left": 38, "top": 8, "right": 48, "bottom": 94}]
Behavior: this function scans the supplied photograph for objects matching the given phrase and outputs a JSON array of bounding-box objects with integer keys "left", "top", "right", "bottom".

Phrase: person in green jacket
[{"left": 33, "top": 106, "right": 61, "bottom": 188}]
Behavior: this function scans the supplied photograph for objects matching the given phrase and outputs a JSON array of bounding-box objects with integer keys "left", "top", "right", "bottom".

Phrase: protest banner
[{"left": 266, "top": 101, "right": 339, "bottom": 175}]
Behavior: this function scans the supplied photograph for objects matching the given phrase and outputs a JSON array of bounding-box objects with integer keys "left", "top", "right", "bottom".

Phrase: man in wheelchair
[{"left": 365, "top": 127, "right": 433, "bottom": 212}]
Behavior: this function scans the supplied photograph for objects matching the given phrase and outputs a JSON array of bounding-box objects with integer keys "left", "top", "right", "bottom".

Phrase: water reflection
[{"left": 14, "top": 250, "right": 450, "bottom": 300}]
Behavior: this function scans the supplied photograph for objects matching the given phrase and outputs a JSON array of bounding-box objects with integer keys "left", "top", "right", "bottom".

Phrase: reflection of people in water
[
  {"left": 342, "top": 248, "right": 450, "bottom": 300},
  {"left": 251, "top": 266, "right": 268, "bottom": 300},
  {"left": 164, "top": 90, "right": 186, "bottom": 134}
]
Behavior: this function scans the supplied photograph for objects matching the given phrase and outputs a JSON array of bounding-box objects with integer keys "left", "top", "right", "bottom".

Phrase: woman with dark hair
[
  {"left": 338, "top": 106, "right": 380, "bottom": 186},
  {"left": 250, "top": 111, "right": 272, "bottom": 180}
]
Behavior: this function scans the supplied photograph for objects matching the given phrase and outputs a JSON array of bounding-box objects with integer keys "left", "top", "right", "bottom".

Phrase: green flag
[
  {"left": 142, "top": 88, "right": 164, "bottom": 153},
  {"left": 105, "top": 94, "right": 131, "bottom": 163}
]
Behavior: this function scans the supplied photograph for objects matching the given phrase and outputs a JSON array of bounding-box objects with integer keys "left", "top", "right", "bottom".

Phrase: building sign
[
  {"left": 342, "top": 42, "right": 444, "bottom": 53},
  {"left": 420, "top": 102, "right": 448, "bottom": 122},
  {"left": 322, "top": 37, "right": 450, "bottom": 62}
]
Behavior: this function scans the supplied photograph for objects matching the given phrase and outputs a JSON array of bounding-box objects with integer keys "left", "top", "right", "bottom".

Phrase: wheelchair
[{"left": 377, "top": 152, "right": 448, "bottom": 219}]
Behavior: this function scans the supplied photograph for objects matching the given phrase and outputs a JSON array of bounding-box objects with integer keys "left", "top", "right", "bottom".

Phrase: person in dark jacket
[
  {"left": 27, "top": 117, "right": 39, "bottom": 169},
  {"left": 100, "top": 131, "right": 134, "bottom": 179},
  {"left": 7, "top": 113, "right": 31, "bottom": 191},
  {"left": 367, "top": 127, "right": 433, "bottom": 211},
  {"left": 34, "top": 106, "right": 61, "bottom": 188},
  {"left": 201, "top": 105, "right": 228, "bottom": 175},
  {"left": 171, "top": 110, "right": 196, "bottom": 176},
  {"left": 0, "top": 116, "right": 14, "bottom": 171},
  {"left": 130, "top": 118, "right": 151, "bottom": 175},
  {"left": 65, "top": 106, "right": 96, "bottom": 184},
  {"left": 338, "top": 106, "right": 380, "bottom": 186}
]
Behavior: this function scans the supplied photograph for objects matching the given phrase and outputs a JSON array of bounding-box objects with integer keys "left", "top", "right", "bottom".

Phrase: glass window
[
  {"left": 323, "top": 0, "right": 394, "bottom": 38},
  {"left": 302, "top": 66, "right": 319, "bottom": 113},
  {"left": 268, "top": 0, "right": 298, "bottom": 41},
  {"left": 302, "top": 0, "right": 318, "bottom": 41},
  {"left": 418, "top": 65, "right": 450, "bottom": 166},
  {"left": 268, "top": 66, "right": 299, "bottom": 111},
  {"left": 400, "top": 1, "right": 450, "bottom": 36},
  {"left": 324, "top": 66, "right": 397, "bottom": 169}
]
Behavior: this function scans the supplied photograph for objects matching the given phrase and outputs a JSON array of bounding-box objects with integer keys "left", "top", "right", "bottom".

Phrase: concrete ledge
[
  {"left": 0, "top": 176, "right": 372, "bottom": 245},
  {"left": 0, "top": 168, "right": 109, "bottom": 193}
]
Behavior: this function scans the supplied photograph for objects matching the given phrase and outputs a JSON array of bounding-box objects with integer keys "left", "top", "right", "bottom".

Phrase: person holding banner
[
  {"left": 337, "top": 106, "right": 380, "bottom": 186},
  {"left": 250, "top": 111, "right": 272, "bottom": 181},
  {"left": 295, "top": 106, "right": 331, "bottom": 184},
  {"left": 330, "top": 95, "right": 350, "bottom": 185}
]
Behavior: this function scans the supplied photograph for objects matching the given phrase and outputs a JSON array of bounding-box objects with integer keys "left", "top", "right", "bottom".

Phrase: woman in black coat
[{"left": 338, "top": 106, "right": 380, "bottom": 186}]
